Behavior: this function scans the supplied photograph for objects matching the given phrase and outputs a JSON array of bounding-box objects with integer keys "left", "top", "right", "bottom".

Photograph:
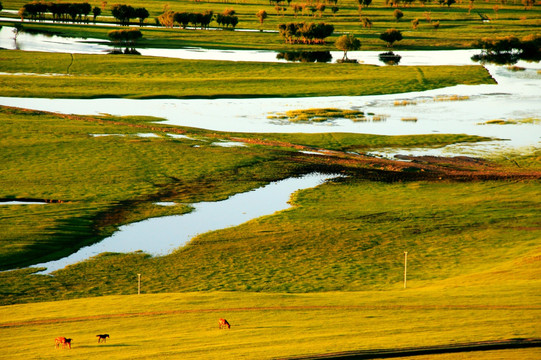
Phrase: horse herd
[
  {"left": 54, "top": 334, "right": 109, "bottom": 349},
  {"left": 54, "top": 319, "right": 230, "bottom": 349}
]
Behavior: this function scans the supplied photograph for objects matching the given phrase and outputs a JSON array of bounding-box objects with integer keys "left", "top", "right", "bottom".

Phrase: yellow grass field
[{"left": 1, "top": 264, "right": 539, "bottom": 360}]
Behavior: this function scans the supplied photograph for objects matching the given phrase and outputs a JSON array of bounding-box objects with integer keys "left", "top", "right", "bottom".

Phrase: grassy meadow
[
  {"left": 0, "top": 50, "right": 495, "bottom": 98},
  {"left": 0, "top": 284, "right": 539, "bottom": 360}
]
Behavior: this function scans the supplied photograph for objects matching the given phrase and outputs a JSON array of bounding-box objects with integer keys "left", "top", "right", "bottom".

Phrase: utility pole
[
  {"left": 138, "top": 273, "right": 141, "bottom": 295},
  {"left": 404, "top": 251, "right": 408, "bottom": 289}
]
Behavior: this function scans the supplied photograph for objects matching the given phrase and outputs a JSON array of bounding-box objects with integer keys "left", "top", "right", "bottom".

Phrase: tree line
[
  {"left": 17, "top": 2, "right": 149, "bottom": 25},
  {"left": 278, "top": 22, "right": 334, "bottom": 44},
  {"left": 19, "top": 1, "right": 92, "bottom": 22},
  {"left": 157, "top": 8, "right": 238, "bottom": 29},
  {"left": 110, "top": 4, "right": 149, "bottom": 26}
]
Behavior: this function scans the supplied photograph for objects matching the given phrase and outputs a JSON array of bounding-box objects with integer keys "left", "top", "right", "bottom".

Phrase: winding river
[{"left": 32, "top": 173, "right": 339, "bottom": 273}]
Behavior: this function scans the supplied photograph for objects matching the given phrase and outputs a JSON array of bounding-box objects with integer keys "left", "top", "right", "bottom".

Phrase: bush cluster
[
  {"left": 472, "top": 34, "right": 541, "bottom": 64},
  {"left": 278, "top": 22, "right": 334, "bottom": 44},
  {"left": 215, "top": 13, "right": 239, "bottom": 28},
  {"left": 108, "top": 28, "right": 143, "bottom": 54},
  {"left": 173, "top": 11, "right": 215, "bottom": 29}
]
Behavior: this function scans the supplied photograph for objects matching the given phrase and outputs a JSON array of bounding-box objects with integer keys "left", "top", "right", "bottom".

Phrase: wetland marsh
[{"left": 0, "top": 0, "right": 539, "bottom": 358}]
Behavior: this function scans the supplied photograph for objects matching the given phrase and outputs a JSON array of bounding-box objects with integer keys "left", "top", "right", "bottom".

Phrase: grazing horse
[
  {"left": 55, "top": 337, "right": 72, "bottom": 349},
  {"left": 96, "top": 334, "right": 110, "bottom": 343},
  {"left": 218, "top": 318, "right": 231, "bottom": 329}
]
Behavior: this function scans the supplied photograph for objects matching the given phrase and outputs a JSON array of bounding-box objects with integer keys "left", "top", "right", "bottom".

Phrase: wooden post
[
  {"left": 404, "top": 252, "right": 408, "bottom": 289},
  {"left": 138, "top": 273, "right": 141, "bottom": 295}
]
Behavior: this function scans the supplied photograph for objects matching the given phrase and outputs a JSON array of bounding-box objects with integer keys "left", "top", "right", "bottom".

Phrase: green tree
[
  {"left": 357, "top": 0, "right": 372, "bottom": 7},
  {"left": 335, "top": 34, "right": 361, "bottom": 61},
  {"left": 92, "top": 6, "right": 101, "bottom": 23},
  {"left": 134, "top": 8, "right": 149, "bottom": 26},
  {"left": 380, "top": 28, "right": 403, "bottom": 47},
  {"left": 174, "top": 12, "right": 190, "bottom": 29},
  {"left": 393, "top": 9, "right": 404, "bottom": 21},
  {"left": 111, "top": 4, "right": 135, "bottom": 26}
]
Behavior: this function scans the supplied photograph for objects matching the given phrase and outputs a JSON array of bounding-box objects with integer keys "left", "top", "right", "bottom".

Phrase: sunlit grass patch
[
  {"left": 268, "top": 108, "right": 367, "bottom": 123},
  {"left": 507, "top": 65, "right": 526, "bottom": 72},
  {"left": 393, "top": 95, "right": 469, "bottom": 107},
  {"left": 0, "top": 51, "right": 496, "bottom": 99},
  {"left": 0, "top": 282, "right": 539, "bottom": 359},
  {"left": 433, "top": 95, "right": 470, "bottom": 102},
  {"left": 478, "top": 118, "right": 540, "bottom": 125},
  {"left": 371, "top": 114, "right": 390, "bottom": 121},
  {"left": 394, "top": 100, "right": 417, "bottom": 106}
]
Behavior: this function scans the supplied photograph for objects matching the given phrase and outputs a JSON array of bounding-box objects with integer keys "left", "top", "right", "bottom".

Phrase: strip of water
[
  {"left": 0, "top": 25, "right": 485, "bottom": 65},
  {"left": 1, "top": 61, "right": 539, "bottom": 156},
  {"left": 31, "top": 173, "right": 340, "bottom": 274}
]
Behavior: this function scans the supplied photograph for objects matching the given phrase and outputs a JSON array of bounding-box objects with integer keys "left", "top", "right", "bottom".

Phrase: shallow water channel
[
  {"left": 33, "top": 173, "right": 339, "bottom": 273},
  {"left": 1, "top": 61, "right": 540, "bottom": 157}
]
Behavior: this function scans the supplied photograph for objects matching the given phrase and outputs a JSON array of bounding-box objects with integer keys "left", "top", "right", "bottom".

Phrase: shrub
[{"left": 380, "top": 28, "right": 403, "bottom": 47}]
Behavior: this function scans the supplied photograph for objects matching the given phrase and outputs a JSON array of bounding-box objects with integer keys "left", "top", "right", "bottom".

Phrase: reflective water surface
[
  {"left": 0, "top": 25, "right": 486, "bottom": 65},
  {"left": 33, "top": 173, "right": 340, "bottom": 273},
  {"left": 1, "top": 61, "right": 539, "bottom": 157}
]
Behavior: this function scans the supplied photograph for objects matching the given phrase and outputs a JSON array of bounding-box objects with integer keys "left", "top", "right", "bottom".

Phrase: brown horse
[
  {"left": 96, "top": 334, "right": 110, "bottom": 343},
  {"left": 55, "top": 337, "right": 72, "bottom": 349},
  {"left": 218, "top": 318, "right": 231, "bottom": 329}
]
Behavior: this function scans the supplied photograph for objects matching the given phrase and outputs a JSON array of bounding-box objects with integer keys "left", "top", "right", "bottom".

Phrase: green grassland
[
  {"left": 0, "top": 50, "right": 495, "bottom": 98},
  {"left": 0, "top": 106, "right": 499, "bottom": 272},
  {"left": 0, "top": 106, "right": 539, "bottom": 306},
  {"left": 1, "top": 0, "right": 540, "bottom": 50},
  {"left": 0, "top": 0, "right": 540, "bottom": 358}
]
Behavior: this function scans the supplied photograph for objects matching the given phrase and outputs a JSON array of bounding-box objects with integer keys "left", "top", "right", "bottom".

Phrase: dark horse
[{"left": 96, "top": 334, "right": 110, "bottom": 343}]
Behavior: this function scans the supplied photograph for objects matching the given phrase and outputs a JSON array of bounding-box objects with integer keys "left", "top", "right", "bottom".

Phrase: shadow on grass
[
  {"left": 79, "top": 344, "right": 139, "bottom": 348},
  {"left": 280, "top": 338, "right": 541, "bottom": 360}
]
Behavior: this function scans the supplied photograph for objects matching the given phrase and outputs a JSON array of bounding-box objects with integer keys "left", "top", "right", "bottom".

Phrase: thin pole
[
  {"left": 137, "top": 273, "right": 141, "bottom": 295},
  {"left": 404, "top": 252, "right": 408, "bottom": 289}
]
